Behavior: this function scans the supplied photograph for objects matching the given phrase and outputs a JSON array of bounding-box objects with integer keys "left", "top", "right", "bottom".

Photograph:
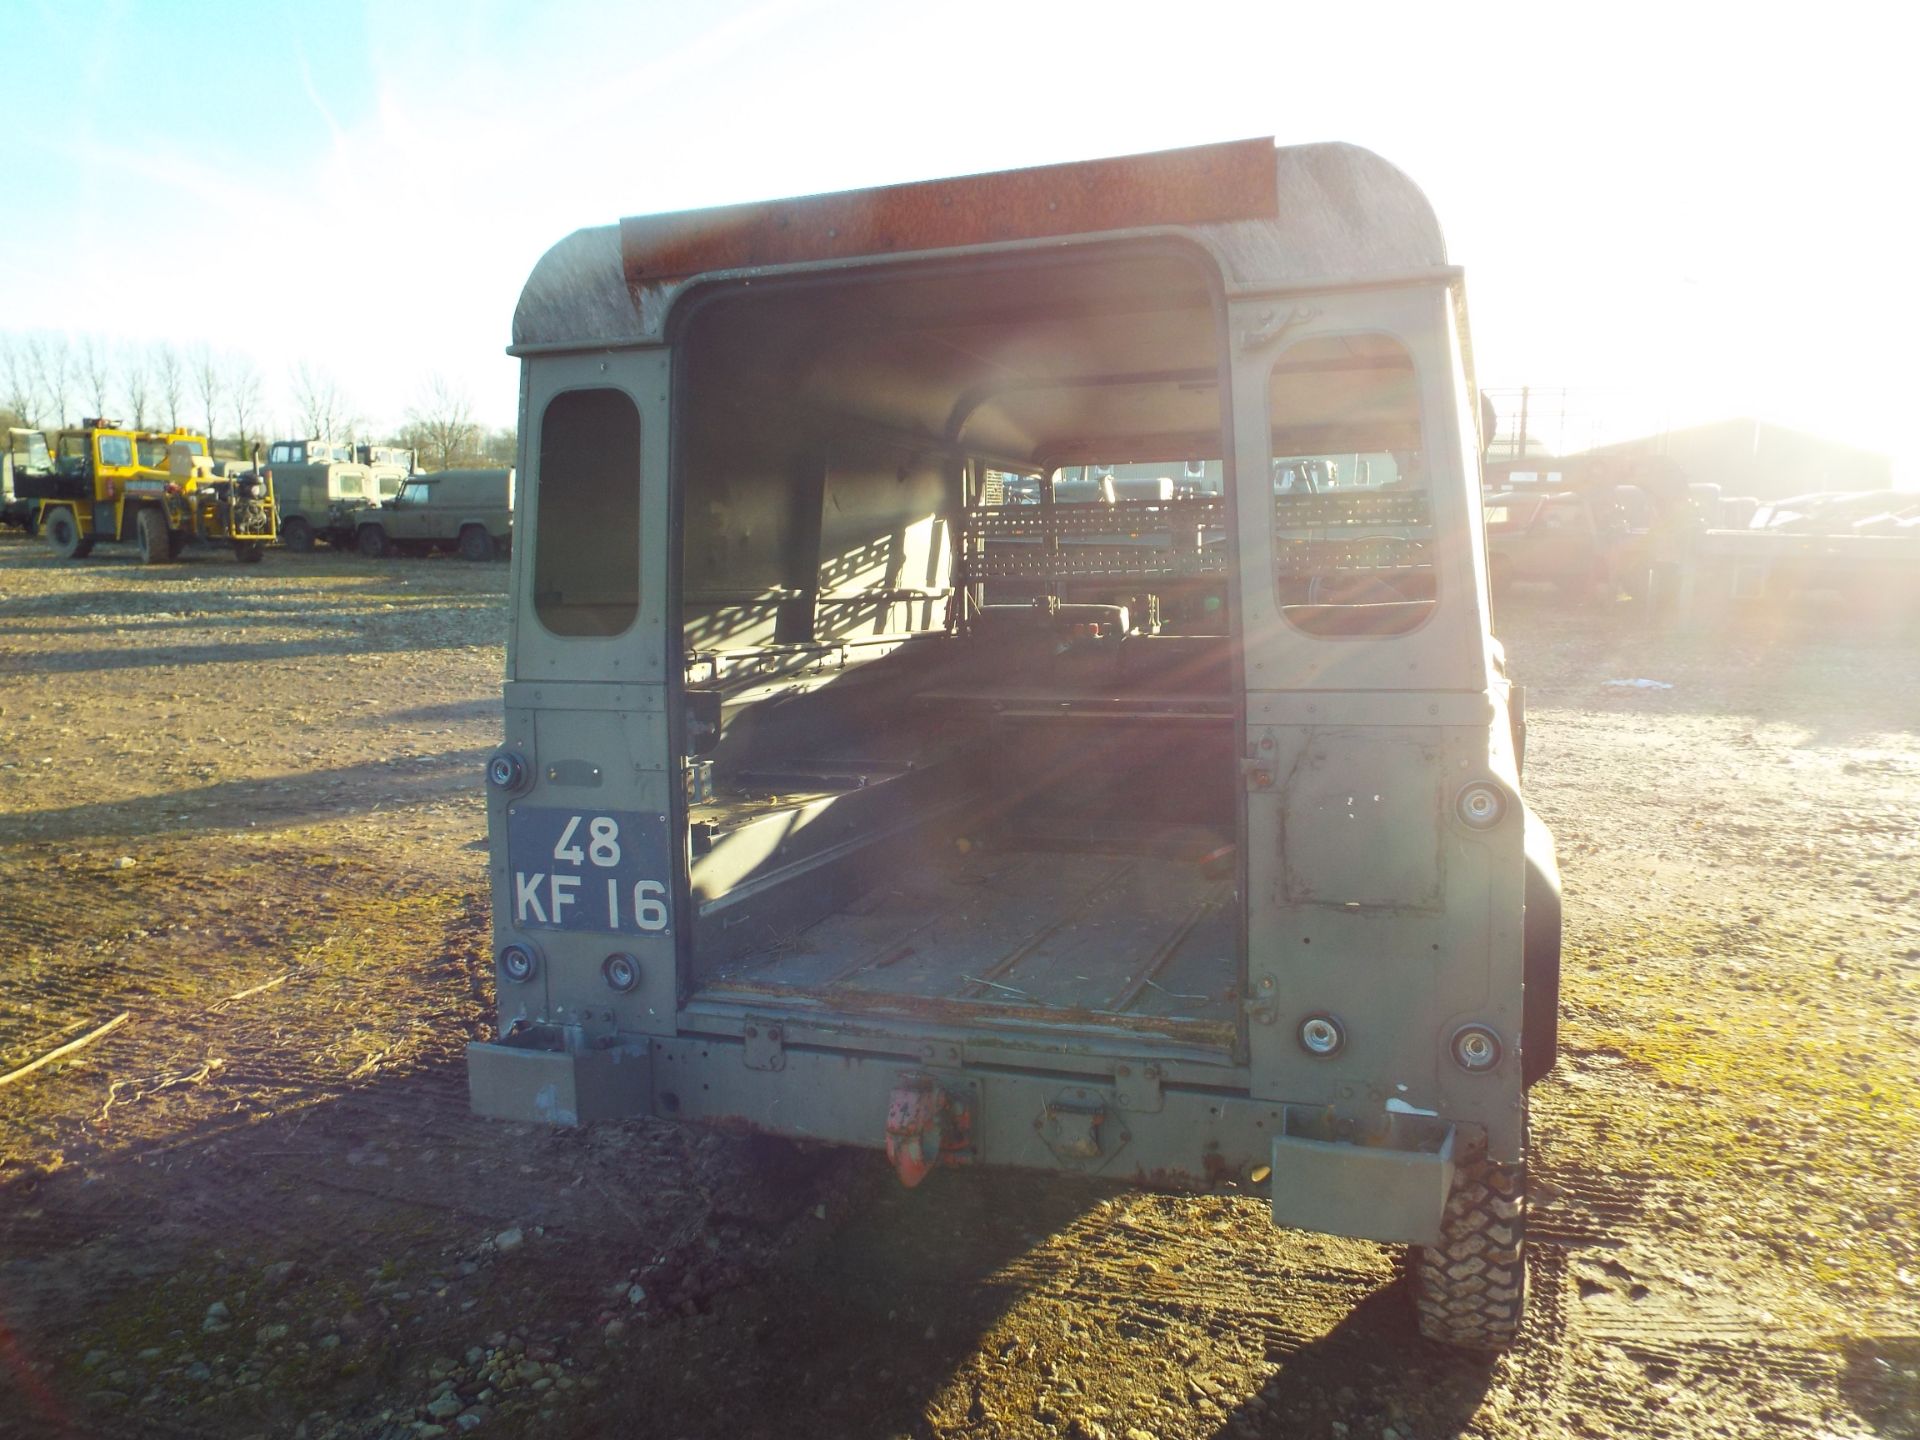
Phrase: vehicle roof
[{"left": 513, "top": 139, "right": 1449, "bottom": 352}]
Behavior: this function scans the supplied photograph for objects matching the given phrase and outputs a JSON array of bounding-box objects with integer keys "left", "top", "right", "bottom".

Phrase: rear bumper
[
  {"left": 1268, "top": 1127, "right": 1455, "bottom": 1246},
  {"left": 467, "top": 1029, "right": 650, "bottom": 1126},
  {"left": 468, "top": 1030, "right": 1462, "bottom": 1243}
]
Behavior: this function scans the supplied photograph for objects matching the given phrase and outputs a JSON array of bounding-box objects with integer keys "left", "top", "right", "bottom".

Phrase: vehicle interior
[{"left": 667, "top": 243, "right": 1430, "bottom": 1051}]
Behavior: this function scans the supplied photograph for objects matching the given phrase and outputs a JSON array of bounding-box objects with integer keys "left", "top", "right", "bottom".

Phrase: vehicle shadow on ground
[
  {"left": 2, "top": 747, "right": 490, "bottom": 845},
  {"left": 1211, "top": 1283, "right": 1500, "bottom": 1438}
]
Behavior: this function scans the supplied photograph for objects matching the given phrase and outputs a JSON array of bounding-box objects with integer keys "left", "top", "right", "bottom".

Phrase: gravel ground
[{"left": 0, "top": 538, "right": 1914, "bottom": 1440}]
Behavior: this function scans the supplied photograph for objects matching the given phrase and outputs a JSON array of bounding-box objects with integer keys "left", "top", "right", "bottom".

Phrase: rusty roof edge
[
  {"left": 618, "top": 136, "right": 1280, "bottom": 286},
  {"left": 512, "top": 142, "right": 1449, "bottom": 352}
]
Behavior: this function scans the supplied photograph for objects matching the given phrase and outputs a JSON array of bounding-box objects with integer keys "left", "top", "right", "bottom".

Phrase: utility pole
[{"left": 1516, "top": 385, "right": 1530, "bottom": 463}]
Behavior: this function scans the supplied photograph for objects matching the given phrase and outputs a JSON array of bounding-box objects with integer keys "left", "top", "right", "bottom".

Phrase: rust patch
[{"left": 621, "top": 137, "right": 1278, "bottom": 285}]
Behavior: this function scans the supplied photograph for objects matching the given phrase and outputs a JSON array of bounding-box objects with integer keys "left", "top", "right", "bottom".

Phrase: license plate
[{"left": 505, "top": 807, "right": 672, "bottom": 935}]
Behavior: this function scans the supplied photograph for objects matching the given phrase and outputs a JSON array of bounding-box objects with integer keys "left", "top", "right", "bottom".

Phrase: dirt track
[{"left": 0, "top": 539, "right": 1914, "bottom": 1440}]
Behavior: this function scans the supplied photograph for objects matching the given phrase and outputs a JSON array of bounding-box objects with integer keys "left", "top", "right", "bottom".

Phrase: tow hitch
[{"left": 884, "top": 1072, "right": 973, "bottom": 1187}]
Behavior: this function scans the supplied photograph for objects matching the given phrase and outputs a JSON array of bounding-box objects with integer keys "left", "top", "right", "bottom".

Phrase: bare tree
[
  {"left": 480, "top": 426, "right": 518, "bottom": 466},
  {"left": 191, "top": 344, "right": 223, "bottom": 450},
  {"left": 123, "top": 351, "right": 151, "bottom": 429},
  {"left": 406, "top": 374, "right": 479, "bottom": 471},
  {"left": 79, "top": 335, "right": 115, "bottom": 418},
  {"left": 0, "top": 335, "right": 37, "bottom": 425},
  {"left": 225, "top": 354, "right": 263, "bottom": 458},
  {"left": 154, "top": 343, "right": 186, "bottom": 432},
  {"left": 27, "top": 334, "right": 73, "bottom": 430},
  {"left": 290, "top": 361, "right": 354, "bottom": 440}
]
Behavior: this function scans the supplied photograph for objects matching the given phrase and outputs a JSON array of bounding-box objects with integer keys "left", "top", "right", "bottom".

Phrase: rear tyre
[
  {"left": 45, "top": 507, "right": 93, "bottom": 559},
  {"left": 234, "top": 542, "right": 266, "bottom": 564},
  {"left": 1411, "top": 1147, "right": 1528, "bottom": 1351},
  {"left": 136, "top": 506, "right": 170, "bottom": 564},
  {"left": 357, "top": 525, "right": 389, "bottom": 559},
  {"left": 281, "top": 516, "right": 316, "bottom": 553},
  {"left": 458, "top": 524, "right": 494, "bottom": 562}
]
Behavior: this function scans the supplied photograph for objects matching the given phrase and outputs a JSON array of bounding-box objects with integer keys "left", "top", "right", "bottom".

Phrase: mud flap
[
  {"left": 1522, "top": 805, "right": 1562, "bottom": 1087},
  {"left": 1269, "top": 1127, "right": 1456, "bottom": 1247},
  {"left": 467, "top": 1033, "right": 652, "bottom": 1127}
]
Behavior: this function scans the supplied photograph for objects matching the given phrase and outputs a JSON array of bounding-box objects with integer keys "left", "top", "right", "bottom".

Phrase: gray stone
[
  {"left": 427, "top": 1393, "right": 463, "bottom": 1420},
  {"left": 492, "top": 1228, "right": 524, "bottom": 1253}
]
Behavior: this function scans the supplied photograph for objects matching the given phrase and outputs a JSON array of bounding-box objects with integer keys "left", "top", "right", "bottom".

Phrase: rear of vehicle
[{"left": 468, "top": 139, "right": 1559, "bottom": 1349}]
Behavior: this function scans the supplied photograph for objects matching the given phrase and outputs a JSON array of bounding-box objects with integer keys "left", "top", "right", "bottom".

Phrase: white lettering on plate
[
  {"left": 514, "top": 871, "right": 547, "bottom": 924},
  {"left": 549, "top": 873, "right": 580, "bottom": 923}
]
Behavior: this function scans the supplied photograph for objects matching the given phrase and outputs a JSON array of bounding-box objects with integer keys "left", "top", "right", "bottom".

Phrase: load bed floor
[{"left": 696, "top": 843, "right": 1240, "bottom": 1038}]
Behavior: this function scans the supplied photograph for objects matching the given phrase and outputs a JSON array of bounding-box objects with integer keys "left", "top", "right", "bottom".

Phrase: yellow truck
[{"left": 6, "top": 419, "right": 278, "bottom": 563}]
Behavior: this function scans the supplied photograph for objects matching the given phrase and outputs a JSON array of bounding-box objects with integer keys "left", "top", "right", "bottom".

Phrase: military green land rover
[{"left": 466, "top": 139, "right": 1562, "bottom": 1350}]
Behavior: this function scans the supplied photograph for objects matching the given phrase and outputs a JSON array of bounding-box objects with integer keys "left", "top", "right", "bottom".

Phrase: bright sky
[{"left": 2, "top": 0, "right": 1911, "bottom": 478}]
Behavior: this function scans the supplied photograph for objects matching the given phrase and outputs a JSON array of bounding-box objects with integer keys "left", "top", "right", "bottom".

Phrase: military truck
[
  {"left": 252, "top": 438, "right": 375, "bottom": 551},
  {"left": 356, "top": 443, "right": 417, "bottom": 494},
  {"left": 351, "top": 468, "right": 513, "bottom": 560},
  {"left": 466, "top": 139, "right": 1562, "bottom": 1351},
  {"left": 8, "top": 420, "right": 276, "bottom": 562}
]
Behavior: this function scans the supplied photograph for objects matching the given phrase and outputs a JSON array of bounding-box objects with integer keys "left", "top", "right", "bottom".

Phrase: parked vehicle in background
[
  {"left": 260, "top": 438, "right": 379, "bottom": 552},
  {"left": 7, "top": 420, "right": 276, "bottom": 562},
  {"left": 1752, "top": 489, "right": 1920, "bottom": 536},
  {"left": 466, "top": 137, "right": 1561, "bottom": 1351},
  {"left": 353, "top": 467, "right": 513, "bottom": 560},
  {"left": 2, "top": 430, "right": 44, "bottom": 531},
  {"left": 356, "top": 444, "right": 415, "bottom": 501},
  {"left": 1485, "top": 484, "right": 1678, "bottom": 600}
]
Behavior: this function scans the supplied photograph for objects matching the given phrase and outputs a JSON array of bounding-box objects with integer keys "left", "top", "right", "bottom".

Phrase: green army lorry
[
  {"left": 465, "top": 139, "right": 1562, "bottom": 1350},
  {"left": 351, "top": 467, "right": 513, "bottom": 560},
  {"left": 258, "top": 438, "right": 379, "bottom": 552}
]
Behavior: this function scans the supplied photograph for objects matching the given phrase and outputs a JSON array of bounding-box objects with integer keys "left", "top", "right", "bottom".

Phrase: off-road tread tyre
[
  {"left": 458, "top": 524, "right": 494, "bottom": 562},
  {"left": 281, "top": 516, "right": 316, "bottom": 553},
  {"left": 45, "top": 507, "right": 92, "bottom": 559},
  {"left": 136, "top": 506, "right": 170, "bottom": 564},
  {"left": 1411, "top": 1155, "right": 1527, "bottom": 1351},
  {"left": 234, "top": 542, "right": 266, "bottom": 564},
  {"left": 357, "top": 525, "right": 389, "bottom": 559}
]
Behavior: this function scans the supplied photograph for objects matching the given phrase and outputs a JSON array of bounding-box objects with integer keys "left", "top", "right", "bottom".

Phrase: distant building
[{"left": 1575, "top": 420, "right": 1891, "bottom": 501}]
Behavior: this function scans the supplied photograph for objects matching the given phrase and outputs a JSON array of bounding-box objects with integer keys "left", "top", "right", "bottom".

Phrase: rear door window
[
  {"left": 533, "top": 387, "right": 641, "bottom": 638},
  {"left": 1267, "top": 335, "right": 1433, "bottom": 636}
]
